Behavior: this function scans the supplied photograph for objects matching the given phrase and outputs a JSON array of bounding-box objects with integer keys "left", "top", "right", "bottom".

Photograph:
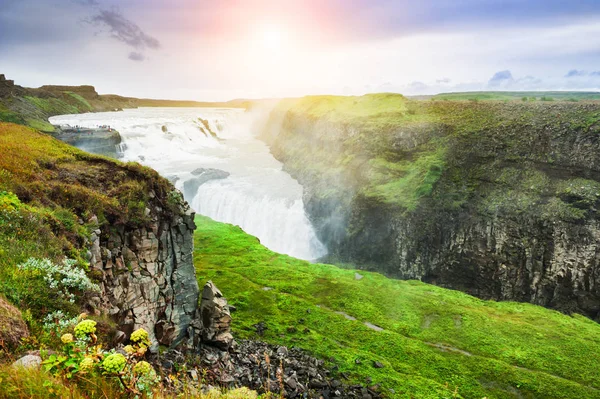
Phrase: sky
[{"left": 1, "top": 0, "right": 600, "bottom": 101}]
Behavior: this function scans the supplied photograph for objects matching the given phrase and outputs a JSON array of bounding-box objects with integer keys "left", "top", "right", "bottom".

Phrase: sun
[{"left": 256, "top": 24, "right": 285, "bottom": 51}]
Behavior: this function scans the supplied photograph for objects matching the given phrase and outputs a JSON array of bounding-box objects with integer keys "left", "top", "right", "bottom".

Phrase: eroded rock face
[
  {"left": 199, "top": 281, "right": 234, "bottom": 350},
  {"left": 88, "top": 195, "right": 199, "bottom": 351}
]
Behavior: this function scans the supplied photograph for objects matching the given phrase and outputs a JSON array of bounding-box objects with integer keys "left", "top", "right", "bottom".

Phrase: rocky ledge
[{"left": 53, "top": 126, "right": 124, "bottom": 158}]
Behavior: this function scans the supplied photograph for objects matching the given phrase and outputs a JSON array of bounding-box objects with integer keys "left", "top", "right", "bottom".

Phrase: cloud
[
  {"left": 92, "top": 9, "right": 160, "bottom": 50},
  {"left": 436, "top": 78, "right": 451, "bottom": 84},
  {"left": 565, "top": 69, "right": 587, "bottom": 77},
  {"left": 488, "top": 70, "right": 513, "bottom": 86},
  {"left": 591, "top": 71, "right": 600, "bottom": 76},
  {"left": 128, "top": 52, "right": 145, "bottom": 62}
]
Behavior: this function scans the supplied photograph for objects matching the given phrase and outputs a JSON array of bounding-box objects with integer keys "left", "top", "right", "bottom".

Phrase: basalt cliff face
[
  {"left": 88, "top": 197, "right": 199, "bottom": 350},
  {"left": 262, "top": 95, "right": 600, "bottom": 319}
]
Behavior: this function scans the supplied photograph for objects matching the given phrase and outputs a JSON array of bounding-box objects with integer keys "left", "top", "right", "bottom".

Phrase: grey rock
[
  {"left": 183, "top": 168, "right": 230, "bottom": 199},
  {"left": 90, "top": 192, "right": 199, "bottom": 352},
  {"left": 373, "top": 361, "right": 384, "bottom": 369},
  {"left": 13, "top": 355, "right": 42, "bottom": 369},
  {"left": 200, "top": 281, "right": 234, "bottom": 350}
]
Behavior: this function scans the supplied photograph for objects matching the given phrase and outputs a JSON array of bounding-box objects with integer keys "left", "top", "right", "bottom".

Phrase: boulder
[
  {"left": 200, "top": 281, "right": 234, "bottom": 350},
  {"left": 12, "top": 355, "right": 41, "bottom": 369}
]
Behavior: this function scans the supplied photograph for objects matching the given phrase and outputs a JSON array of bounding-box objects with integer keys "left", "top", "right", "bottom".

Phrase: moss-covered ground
[{"left": 194, "top": 214, "right": 600, "bottom": 399}]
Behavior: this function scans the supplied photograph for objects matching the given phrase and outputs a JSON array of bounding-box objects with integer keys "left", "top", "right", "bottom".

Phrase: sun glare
[{"left": 257, "top": 24, "right": 285, "bottom": 51}]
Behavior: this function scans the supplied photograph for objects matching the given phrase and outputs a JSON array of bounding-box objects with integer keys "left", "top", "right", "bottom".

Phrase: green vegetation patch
[
  {"left": 65, "top": 92, "right": 93, "bottom": 112},
  {"left": 24, "top": 96, "right": 80, "bottom": 115},
  {"left": 194, "top": 214, "right": 600, "bottom": 399},
  {"left": 433, "top": 91, "right": 600, "bottom": 102},
  {"left": 285, "top": 93, "right": 410, "bottom": 124},
  {"left": 270, "top": 95, "right": 446, "bottom": 210},
  {"left": 25, "top": 118, "right": 55, "bottom": 132}
]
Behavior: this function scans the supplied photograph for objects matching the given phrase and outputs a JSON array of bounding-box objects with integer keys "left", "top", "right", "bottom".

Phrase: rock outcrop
[
  {"left": 88, "top": 195, "right": 199, "bottom": 351},
  {"left": 39, "top": 85, "right": 99, "bottom": 100},
  {"left": 53, "top": 127, "right": 124, "bottom": 158},
  {"left": 199, "top": 281, "right": 234, "bottom": 350},
  {"left": 183, "top": 168, "right": 230, "bottom": 199},
  {"left": 0, "top": 74, "right": 18, "bottom": 98}
]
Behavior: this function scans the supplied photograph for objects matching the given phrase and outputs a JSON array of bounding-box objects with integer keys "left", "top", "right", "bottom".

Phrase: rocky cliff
[
  {"left": 0, "top": 122, "right": 201, "bottom": 350},
  {"left": 262, "top": 95, "right": 600, "bottom": 320},
  {"left": 88, "top": 196, "right": 199, "bottom": 350}
]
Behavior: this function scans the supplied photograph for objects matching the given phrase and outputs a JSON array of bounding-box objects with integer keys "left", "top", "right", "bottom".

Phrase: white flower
[{"left": 18, "top": 257, "right": 100, "bottom": 304}]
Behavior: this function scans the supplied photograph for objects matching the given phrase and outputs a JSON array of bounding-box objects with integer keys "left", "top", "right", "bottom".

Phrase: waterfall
[
  {"left": 192, "top": 179, "right": 326, "bottom": 260},
  {"left": 50, "top": 107, "right": 327, "bottom": 261},
  {"left": 115, "top": 142, "right": 127, "bottom": 157}
]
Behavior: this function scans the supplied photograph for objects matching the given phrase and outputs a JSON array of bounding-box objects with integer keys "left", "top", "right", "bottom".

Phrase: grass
[
  {"left": 283, "top": 93, "right": 411, "bottom": 124},
  {"left": 65, "top": 92, "right": 93, "bottom": 112},
  {"left": 24, "top": 96, "right": 80, "bottom": 116},
  {"left": 193, "top": 214, "right": 600, "bottom": 399},
  {"left": 0, "top": 366, "right": 262, "bottom": 398},
  {"left": 433, "top": 91, "right": 600, "bottom": 102},
  {"left": 25, "top": 118, "right": 55, "bottom": 132}
]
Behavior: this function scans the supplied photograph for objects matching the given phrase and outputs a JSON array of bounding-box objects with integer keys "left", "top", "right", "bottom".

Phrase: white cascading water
[{"left": 50, "top": 108, "right": 327, "bottom": 261}]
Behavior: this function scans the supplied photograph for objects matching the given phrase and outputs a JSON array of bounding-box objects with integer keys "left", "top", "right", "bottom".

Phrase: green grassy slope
[
  {"left": 432, "top": 91, "right": 600, "bottom": 101},
  {"left": 0, "top": 93, "right": 94, "bottom": 133},
  {"left": 194, "top": 214, "right": 600, "bottom": 399}
]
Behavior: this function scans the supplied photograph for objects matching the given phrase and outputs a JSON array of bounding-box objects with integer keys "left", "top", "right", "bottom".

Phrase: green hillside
[
  {"left": 432, "top": 91, "right": 600, "bottom": 102},
  {"left": 194, "top": 214, "right": 600, "bottom": 399}
]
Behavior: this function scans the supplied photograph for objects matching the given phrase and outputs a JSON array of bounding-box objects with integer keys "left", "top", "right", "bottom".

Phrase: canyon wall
[{"left": 262, "top": 96, "right": 600, "bottom": 319}]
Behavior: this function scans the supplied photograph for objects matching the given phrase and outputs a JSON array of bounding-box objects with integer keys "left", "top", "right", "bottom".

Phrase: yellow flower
[
  {"left": 102, "top": 353, "right": 126, "bottom": 374},
  {"left": 74, "top": 319, "right": 97, "bottom": 338},
  {"left": 79, "top": 357, "right": 95, "bottom": 371},
  {"left": 133, "top": 361, "right": 153, "bottom": 375},
  {"left": 130, "top": 328, "right": 150, "bottom": 347},
  {"left": 123, "top": 345, "right": 135, "bottom": 354},
  {"left": 61, "top": 333, "right": 74, "bottom": 344}
]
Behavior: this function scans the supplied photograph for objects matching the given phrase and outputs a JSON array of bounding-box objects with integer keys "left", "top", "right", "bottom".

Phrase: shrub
[
  {"left": 40, "top": 324, "right": 160, "bottom": 396},
  {"left": 17, "top": 257, "right": 100, "bottom": 303},
  {"left": 0, "top": 190, "right": 21, "bottom": 211},
  {"left": 43, "top": 310, "right": 79, "bottom": 335}
]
